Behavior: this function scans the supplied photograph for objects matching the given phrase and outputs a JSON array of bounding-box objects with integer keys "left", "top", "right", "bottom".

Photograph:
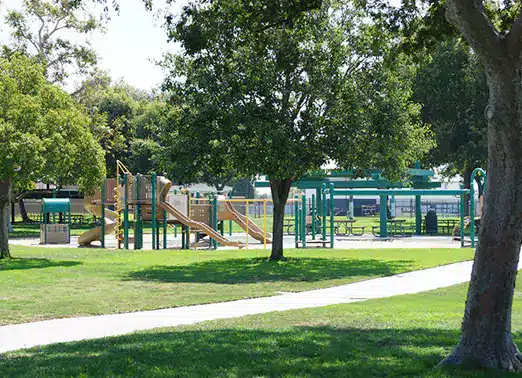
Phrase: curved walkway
[{"left": 0, "top": 259, "right": 492, "bottom": 354}]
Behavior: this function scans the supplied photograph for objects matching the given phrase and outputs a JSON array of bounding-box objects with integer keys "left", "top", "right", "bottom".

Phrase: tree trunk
[
  {"left": 18, "top": 198, "right": 32, "bottom": 223},
  {"left": 0, "top": 178, "right": 12, "bottom": 259},
  {"left": 440, "top": 62, "right": 522, "bottom": 371},
  {"left": 269, "top": 178, "right": 293, "bottom": 261}
]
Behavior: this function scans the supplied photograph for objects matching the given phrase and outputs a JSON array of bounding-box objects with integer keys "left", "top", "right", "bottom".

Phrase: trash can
[{"left": 425, "top": 209, "right": 438, "bottom": 234}]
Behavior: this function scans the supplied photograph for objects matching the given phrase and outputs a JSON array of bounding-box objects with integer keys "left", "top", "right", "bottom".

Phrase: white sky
[
  {"left": 0, "top": 0, "right": 185, "bottom": 91},
  {"left": 0, "top": 0, "right": 402, "bottom": 92}
]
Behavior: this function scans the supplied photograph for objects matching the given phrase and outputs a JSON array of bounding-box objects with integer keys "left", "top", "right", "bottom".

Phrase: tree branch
[
  {"left": 507, "top": 10, "right": 522, "bottom": 57},
  {"left": 445, "top": 0, "right": 502, "bottom": 61}
]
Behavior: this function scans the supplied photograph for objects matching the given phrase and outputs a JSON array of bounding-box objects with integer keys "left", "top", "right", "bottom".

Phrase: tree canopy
[
  {"left": 74, "top": 72, "right": 169, "bottom": 176},
  {"left": 0, "top": 53, "right": 106, "bottom": 258},
  {"left": 413, "top": 38, "right": 488, "bottom": 185},
  {"left": 158, "top": 0, "right": 433, "bottom": 259},
  {"left": 5, "top": 0, "right": 105, "bottom": 83}
]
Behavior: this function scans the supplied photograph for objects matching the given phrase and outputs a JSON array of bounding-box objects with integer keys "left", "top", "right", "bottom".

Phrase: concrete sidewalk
[{"left": 0, "top": 260, "right": 484, "bottom": 354}]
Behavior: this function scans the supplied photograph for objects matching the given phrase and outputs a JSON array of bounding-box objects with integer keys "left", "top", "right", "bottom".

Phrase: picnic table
[
  {"left": 387, "top": 219, "right": 407, "bottom": 237},
  {"left": 438, "top": 219, "right": 459, "bottom": 234},
  {"left": 372, "top": 219, "right": 408, "bottom": 237},
  {"left": 332, "top": 219, "right": 365, "bottom": 236},
  {"left": 421, "top": 218, "right": 459, "bottom": 235}
]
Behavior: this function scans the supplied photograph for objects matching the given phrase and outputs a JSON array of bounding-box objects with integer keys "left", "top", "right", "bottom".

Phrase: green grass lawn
[
  {"left": 3, "top": 282, "right": 520, "bottom": 377},
  {"left": 0, "top": 246, "right": 474, "bottom": 325}
]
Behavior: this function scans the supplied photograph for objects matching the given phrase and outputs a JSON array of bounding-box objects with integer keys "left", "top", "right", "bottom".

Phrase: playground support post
[
  {"left": 379, "top": 194, "right": 387, "bottom": 238},
  {"left": 294, "top": 196, "right": 299, "bottom": 248},
  {"left": 212, "top": 196, "right": 218, "bottom": 249},
  {"left": 460, "top": 193, "right": 465, "bottom": 248},
  {"left": 311, "top": 194, "right": 316, "bottom": 240},
  {"left": 322, "top": 183, "right": 327, "bottom": 242},
  {"left": 123, "top": 173, "right": 129, "bottom": 249},
  {"left": 301, "top": 194, "right": 306, "bottom": 248},
  {"left": 101, "top": 181, "right": 106, "bottom": 249},
  {"left": 263, "top": 199, "right": 267, "bottom": 250},
  {"left": 415, "top": 195, "right": 422, "bottom": 235},
  {"left": 245, "top": 199, "right": 250, "bottom": 249},
  {"left": 329, "top": 183, "right": 334, "bottom": 248},
  {"left": 152, "top": 173, "right": 157, "bottom": 250},
  {"left": 135, "top": 174, "right": 142, "bottom": 250},
  {"left": 163, "top": 209, "right": 167, "bottom": 249}
]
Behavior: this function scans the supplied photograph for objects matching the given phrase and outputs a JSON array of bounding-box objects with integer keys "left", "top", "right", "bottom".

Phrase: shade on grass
[
  {"left": 0, "top": 246, "right": 473, "bottom": 325},
  {"left": 3, "top": 283, "right": 520, "bottom": 377}
]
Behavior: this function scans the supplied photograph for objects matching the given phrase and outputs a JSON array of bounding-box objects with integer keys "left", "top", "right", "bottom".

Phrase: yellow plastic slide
[
  {"left": 156, "top": 176, "right": 242, "bottom": 248},
  {"left": 159, "top": 201, "right": 242, "bottom": 248},
  {"left": 221, "top": 201, "right": 272, "bottom": 243},
  {"left": 78, "top": 199, "right": 118, "bottom": 246}
]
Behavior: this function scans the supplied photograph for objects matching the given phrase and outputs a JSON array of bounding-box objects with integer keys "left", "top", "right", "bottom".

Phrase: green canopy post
[
  {"left": 322, "top": 183, "right": 327, "bottom": 242},
  {"left": 301, "top": 194, "right": 306, "bottom": 248},
  {"left": 329, "top": 183, "right": 335, "bottom": 248},
  {"left": 379, "top": 194, "right": 388, "bottom": 238},
  {"left": 460, "top": 192, "right": 465, "bottom": 248},
  {"left": 470, "top": 168, "right": 487, "bottom": 248},
  {"left": 311, "top": 194, "right": 316, "bottom": 240}
]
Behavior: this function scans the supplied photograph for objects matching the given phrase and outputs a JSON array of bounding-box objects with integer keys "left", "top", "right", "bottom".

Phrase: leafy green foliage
[
  {"left": 5, "top": 0, "right": 105, "bottom": 83},
  {"left": 0, "top": 53, "right": 105, "bottom": 194},
  {"left": 158, "top": 0, "right": 432, "bottom": 184},
  {"left": 413, "top": 39, "right": 488, "bottom": 179},
  {"left": 74, "top": 73, "right": 169, "bottom": 175}
]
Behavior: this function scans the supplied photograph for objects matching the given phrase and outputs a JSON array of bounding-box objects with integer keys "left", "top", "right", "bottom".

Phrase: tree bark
[
  {"left": 269, "top": 178, "right": 293, "bottom": 261},
  {"left": 439, "top": 55, "right": 522, "bottom": 370},
  {"left": 0, "top": 178, "right": 12, "bottom": 259}
]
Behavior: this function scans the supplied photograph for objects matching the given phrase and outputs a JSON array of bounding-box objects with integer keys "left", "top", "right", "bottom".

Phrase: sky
[
  {"left": 0, "top": 0, "right": 185, "bottom": 91},
  {"left": 0, "top": 0, "right": 402, "bottom": 92}
]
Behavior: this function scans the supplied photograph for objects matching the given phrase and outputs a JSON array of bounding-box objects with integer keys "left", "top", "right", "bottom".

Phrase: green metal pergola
[
  {"left": 331, "top": 188, "right": 469, "bottom": 247},
  {"left": 255, "top": 166, "right": 441, "bottom": 233}
]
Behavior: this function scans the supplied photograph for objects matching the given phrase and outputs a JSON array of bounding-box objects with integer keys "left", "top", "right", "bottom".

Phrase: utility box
[
  {"left": 425, "top": 209, "right": 438, "bottom": 234},
  {"left": 40, "top": 224, "right": 70, "bottom": 244}
]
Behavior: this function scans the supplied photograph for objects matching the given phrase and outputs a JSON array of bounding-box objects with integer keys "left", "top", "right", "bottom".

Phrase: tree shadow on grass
[
  {"left": 125, "top": 257, "right": 414, "bottom": 284},
  {"left": 0, "top": 258, "right": 81, "bottom": 271},
  {"left": 1, "top": 327, "right": 508, "bottom": 377}
]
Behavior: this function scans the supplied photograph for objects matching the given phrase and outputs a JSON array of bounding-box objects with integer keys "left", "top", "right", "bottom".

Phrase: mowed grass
[
  {"left": 0, "top": 246, "right": 473, "bottom": 325},
  {"left": 4, "top": 283, "right": 521, "bottom": 377}
]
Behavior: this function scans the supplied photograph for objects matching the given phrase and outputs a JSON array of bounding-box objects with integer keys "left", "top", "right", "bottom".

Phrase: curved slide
[
  {"left": 221, "top": 201, "right": 272, "bottom": 244},
  {"left": 157, "top": 176, "right": 242, "bottom": 248},
  {"left": 78, "top": 200, "right": 118, "bottom": 246},
  {"left": 159, "top": 201, "right": 243, "bottom": 248}
]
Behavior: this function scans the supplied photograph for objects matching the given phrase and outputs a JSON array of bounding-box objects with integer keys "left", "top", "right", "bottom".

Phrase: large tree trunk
[
  {"left": 269, "top": 178, "right": 293, "bottom": 261},
  {"left": 440, "top": 60, "right": 522, "bottom": 370},
  {"left": 0, "top": 178, "right": 12, "bottom": 259}
]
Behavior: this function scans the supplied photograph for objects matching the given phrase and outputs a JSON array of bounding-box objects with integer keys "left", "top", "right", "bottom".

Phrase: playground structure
[
  {"left": 40, "top": 198, "right": 71, "bottom": 244},
  {"left": 71, "top": 161, "right": 486, "bottom": 250},
  {"left": 78, "top": 162, "right": 274, "bottom": 250}
]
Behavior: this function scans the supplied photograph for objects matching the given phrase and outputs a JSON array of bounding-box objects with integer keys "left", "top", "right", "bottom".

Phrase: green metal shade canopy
[{"left": 41, "top": 198, "right": 71, "bottom": 214}]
